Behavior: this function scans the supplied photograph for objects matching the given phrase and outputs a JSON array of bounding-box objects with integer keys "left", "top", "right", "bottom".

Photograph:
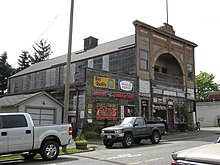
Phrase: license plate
[{"left": 107, "top": 135, "right": 112, "bottom": 139}]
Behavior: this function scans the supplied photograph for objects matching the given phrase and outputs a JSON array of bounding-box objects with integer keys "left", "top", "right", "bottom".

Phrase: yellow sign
[
  {"left": 93, "top": 76, "right": 115, "bottom": 89},
  {"left": 88, "top": 103, "right": 93, "bottom": 109}
]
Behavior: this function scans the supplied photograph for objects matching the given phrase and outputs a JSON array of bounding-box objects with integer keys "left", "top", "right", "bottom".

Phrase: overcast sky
[{"left": 0, "top": 0, "right": 220, "bottom": 81}]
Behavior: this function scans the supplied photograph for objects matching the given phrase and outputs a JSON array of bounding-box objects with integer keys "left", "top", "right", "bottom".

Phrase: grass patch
[{"left": 0, "top": 148, "right": 82, "bottom": 161}]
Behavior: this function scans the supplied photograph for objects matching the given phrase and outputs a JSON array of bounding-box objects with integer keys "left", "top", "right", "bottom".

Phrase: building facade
[{"left": 7, "top": 20, "right": 197, "bottom": 130}]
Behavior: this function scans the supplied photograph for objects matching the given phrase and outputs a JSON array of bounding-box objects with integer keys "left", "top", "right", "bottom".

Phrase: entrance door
[
  {"left": 124, "top": 106, "right": 133, "bottom": 117},
  {"left": 141, "top": 100, "right": 148, "bottom": 119},
  {"left": 167, "top": 109, "right": 174, "bottom": 129}
]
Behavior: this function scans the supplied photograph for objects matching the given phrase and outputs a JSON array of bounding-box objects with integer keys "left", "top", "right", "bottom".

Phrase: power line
[
  {"left": 11, "top": 0, "right": 69, "bottom": 68},
  {"left": 31, "top": 0, "right": 69, "bottom": 49}
]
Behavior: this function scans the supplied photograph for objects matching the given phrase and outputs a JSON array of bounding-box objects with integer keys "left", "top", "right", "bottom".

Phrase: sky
[{"left": 0, "top": 0, "right": 220, "bottom": 81}]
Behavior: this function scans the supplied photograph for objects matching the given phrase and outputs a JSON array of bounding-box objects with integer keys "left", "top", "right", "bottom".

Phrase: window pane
[
  {"left": 9, "top": 115, "right": 27, "bottom": 128},
  {"left": 187, "top": 64, "right": 192, "bottom": 72},
  {"left": 140, "top": 50, "right": 148, "bottom": 60},
  {"left": 187, "top": 64, "right": 193, "bottom": 79},
  {"left": 140, "top": 60, "right": 147, "bottom": 69},
  {"left": 140, "top": 50, "right": 148, "bottom": 70},
  {"left": 0, "top": 117, "right": 3, "bottom": 129}
]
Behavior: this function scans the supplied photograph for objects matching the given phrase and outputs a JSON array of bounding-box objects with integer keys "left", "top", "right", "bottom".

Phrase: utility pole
[
  {"left": 62, "top": 0, "right": 74, "bottom": 153},
  {"left": 63, "top": 0, "right": 74, "bottom": 124}
]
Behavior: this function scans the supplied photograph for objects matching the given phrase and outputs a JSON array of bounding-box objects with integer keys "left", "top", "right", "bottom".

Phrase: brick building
[{"left": 7, "top": 20, "right": 197, "bottom": 130}]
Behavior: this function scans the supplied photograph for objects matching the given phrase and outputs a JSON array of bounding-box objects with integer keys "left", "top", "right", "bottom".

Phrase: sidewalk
[{"left": 163, "top": 126, "right": 220, "bottom": 141}]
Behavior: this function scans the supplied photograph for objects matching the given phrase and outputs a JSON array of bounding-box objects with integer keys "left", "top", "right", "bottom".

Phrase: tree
[
  {"left": 17, "top": 51, "right": 30, "bottom": 71},
  {"left": 0, "top": 52, "right": 14, "bottom": 95},
  {"left": 196, "top": 71, "right": 219, "bottom": 101},
  {"left": 29, "top": 39, "right": 52, "bottom": 64}
]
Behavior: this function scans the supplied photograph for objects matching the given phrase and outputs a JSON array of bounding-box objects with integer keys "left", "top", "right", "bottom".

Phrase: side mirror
[{"left": 134, "top": 123, "right": 139, "bottom": 127}]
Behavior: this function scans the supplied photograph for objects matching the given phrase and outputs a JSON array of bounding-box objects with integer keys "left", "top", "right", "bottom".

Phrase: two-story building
[{"left": 7, "top": 20, "right": 197, "bottom": 130}]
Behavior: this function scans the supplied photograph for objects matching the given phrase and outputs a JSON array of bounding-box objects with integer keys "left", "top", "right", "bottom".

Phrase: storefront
[{"left": 86, "top": 68, "right": 138, "bottom": 128}]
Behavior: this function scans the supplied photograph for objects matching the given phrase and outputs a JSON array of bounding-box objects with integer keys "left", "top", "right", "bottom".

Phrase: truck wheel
[
  {"left": 21, "top": 151, "right": 37, "bottom": 160},
  {"left": 134, "top": 138, "right": 141, "bottom": 144},
  {"left": 122, "top": 134, "right": 133, "bottom": 148},
  {"left": 150, "top": 131, "right": 161, "bottom": 144},
  {"left": 103, "top": 139, "right": 114, "bottom": 148},
  {"left": 40, "top": 141, "right": 59, "bottom": 161}
]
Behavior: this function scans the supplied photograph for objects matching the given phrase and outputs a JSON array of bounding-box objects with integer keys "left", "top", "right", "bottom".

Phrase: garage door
[{"left": 26, "top": 108, "right": 55, "bottom": 125}]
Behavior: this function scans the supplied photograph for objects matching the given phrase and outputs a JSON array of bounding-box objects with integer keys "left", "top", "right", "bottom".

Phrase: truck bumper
[{"left": 101, "top": 133, "right": 124, "bottom": 142}]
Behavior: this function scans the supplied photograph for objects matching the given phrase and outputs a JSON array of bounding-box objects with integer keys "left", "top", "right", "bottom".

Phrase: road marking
[
  {"left": 144, "top": 157, "right": 164, "bottom": 162},
  {"left": 128, "top": 161, "right": 143, "bottom": 165},
  {"left": 106, "top": 153, "right": 142, "bottom": 160},
  {"left": 127, "top": 157, "right": 165, "bottom": 165}
]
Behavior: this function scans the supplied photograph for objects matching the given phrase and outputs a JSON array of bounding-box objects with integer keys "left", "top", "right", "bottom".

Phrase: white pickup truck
[{"left": 0, "top": 113, "right": 72, "bottom": 161}]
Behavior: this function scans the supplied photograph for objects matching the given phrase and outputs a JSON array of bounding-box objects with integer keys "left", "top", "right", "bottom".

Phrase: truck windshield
[{"left": 121, "top": 117, "right": 135, "bottom": 126}]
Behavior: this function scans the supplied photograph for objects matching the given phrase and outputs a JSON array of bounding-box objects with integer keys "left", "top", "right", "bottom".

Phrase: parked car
[
  {"left": 171, "top": 138, "right": 220, "bottom": 165},
  {"left": 101, "top": 116, "right": 165, "bottom": 148},
  {"left": 0, "top": 113, "right": 72, "bottom": 161}
]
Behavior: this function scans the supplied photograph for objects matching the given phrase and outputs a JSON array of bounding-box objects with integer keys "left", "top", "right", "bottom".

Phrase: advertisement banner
[
  {"left": 93, "top": 76, "right": 115, "bottom": 89},
  {"left": 96, "top": 103, "right": 118, "bottom": 120}
]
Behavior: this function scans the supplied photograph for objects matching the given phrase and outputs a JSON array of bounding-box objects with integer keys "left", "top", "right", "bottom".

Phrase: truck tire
[
  {"left": 40, "top": 141, "right": 59, "bottom": 161},
  {"left": 122, "top": 134, "right": 133, "bottom": 148},
  {"left": 21, "top": 151, "right": 37, "bottom": 160},
  {"left": 150, "top": 131, "right": 160, "bottom": 144},
  {"left": 103, "top": 139, "right": 114, "bottom": 148}
]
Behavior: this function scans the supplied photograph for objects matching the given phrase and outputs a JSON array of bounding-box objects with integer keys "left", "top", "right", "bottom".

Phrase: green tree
[
  {"left": 196, "top": 71, "right": 219, "bottom": 101},
  {"left": 17, "top": 51, "right": 30, "bottom": 71},
  {"left": 0, "top": 52, "right": 14, "bottom": 95},
  {"left": 29, "top": 39, "right": 52, "bottom": 64}
]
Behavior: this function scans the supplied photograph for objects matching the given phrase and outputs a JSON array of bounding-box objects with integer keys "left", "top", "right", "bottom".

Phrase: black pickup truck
[{"left": 101, "top": 116, "right": 165, "bottom": 148}]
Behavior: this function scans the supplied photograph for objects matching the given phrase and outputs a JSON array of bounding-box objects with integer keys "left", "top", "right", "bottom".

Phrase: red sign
[
  {"left": 94, "top": 91, "right": 106, "bottom": 97},
  {"left": 96, "top": 104, "right": 118, "bottom": 121},
  {"left": 94, "top": 90, "right": 134, "bottom": 99},
  {"left": 114, "top": 93, "right": 134, "bottom": 99}
]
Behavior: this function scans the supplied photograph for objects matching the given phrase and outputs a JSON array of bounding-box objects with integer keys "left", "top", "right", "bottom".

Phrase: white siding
[{"left": 196, "top": 102, "right": 220, "bottom": 127}]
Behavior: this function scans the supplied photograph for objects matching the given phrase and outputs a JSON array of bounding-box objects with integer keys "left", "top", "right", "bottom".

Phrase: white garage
[
  {"left": 0, "top": 92, "right": 63, "bottom": 125},
  {"left": 196, "top": 101, "right": 220, "bottom": 127}
]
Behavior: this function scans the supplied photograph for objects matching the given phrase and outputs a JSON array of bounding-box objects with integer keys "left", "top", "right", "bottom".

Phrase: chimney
[{"left": 84, "top": 36, "right": 98, "bottom": 50}]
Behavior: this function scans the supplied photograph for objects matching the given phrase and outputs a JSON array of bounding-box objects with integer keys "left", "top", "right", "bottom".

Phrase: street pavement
[{"left": 68, "top": 127, "right": 220, "bottom": 151}]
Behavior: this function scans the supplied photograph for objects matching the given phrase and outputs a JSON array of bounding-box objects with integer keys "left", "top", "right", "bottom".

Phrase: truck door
[
  {"left": 0, "top": 116, "right": 8, "bottom": 154},
  {"left": 7, "top": 115, "right": 33, "bottom": 152},
  {"left": 133, "top": 118, "right": 146, "bottom": 137}
]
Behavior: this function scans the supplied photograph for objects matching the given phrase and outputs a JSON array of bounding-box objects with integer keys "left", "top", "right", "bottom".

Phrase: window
[
  {"left": 93, "top": 57, "right": 102, "bottom": 70},
  {"left": 187, "top": 64, "right": 193, "bottom": 80},
  {"left": 0, "top": 117, "right": 3, "bottom": 129},
  {"left": 9, "top": 115, "right": 27, "bottom": 128},
  {"left": 135, "top": 118, "right": 144, "bottom": 127},
  {"left": 140, "top": 50, "right": 148, "bottom": 70}
]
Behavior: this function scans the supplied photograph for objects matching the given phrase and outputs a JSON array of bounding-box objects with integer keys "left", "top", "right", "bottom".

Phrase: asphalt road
[{"left": 1, "top": 127, "right": 220, "bottom": 165}]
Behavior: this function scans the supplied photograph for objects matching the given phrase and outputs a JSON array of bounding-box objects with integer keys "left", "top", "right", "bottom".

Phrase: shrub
[
  {"left": 74, "top": 134, "right": 87, "bottom": 143},
  {"left": 83, "top": 131, "right": 100, "bottom": 140}
]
